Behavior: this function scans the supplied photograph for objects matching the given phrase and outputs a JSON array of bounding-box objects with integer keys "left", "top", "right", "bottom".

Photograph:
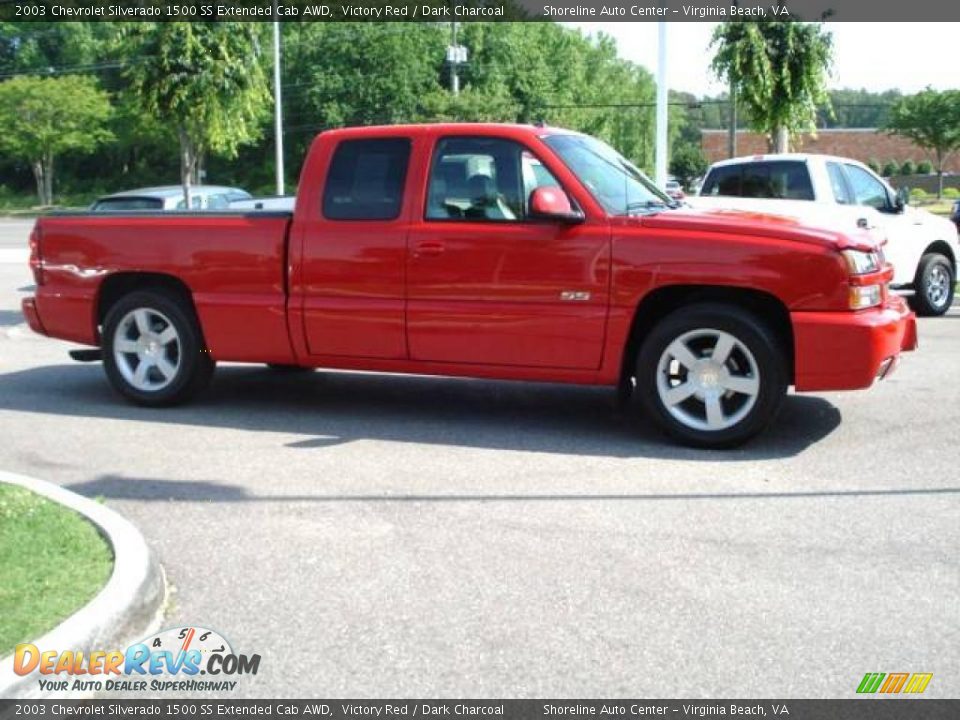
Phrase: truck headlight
[
  {"left": 842, "top": 249, "right": 882, "bottom": 275},
  {"left": 849, "top": 284, "right": 882, "bottom": 310}
]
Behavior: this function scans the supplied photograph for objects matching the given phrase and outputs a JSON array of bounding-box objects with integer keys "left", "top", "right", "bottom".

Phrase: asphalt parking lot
[{"left": 0, "top": 219, "right": 957, "bottom": 698}]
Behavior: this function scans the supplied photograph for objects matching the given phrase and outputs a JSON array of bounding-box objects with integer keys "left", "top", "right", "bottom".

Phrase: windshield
[{"left": 543, "top": 134, "right": 674, "bottom": 215}]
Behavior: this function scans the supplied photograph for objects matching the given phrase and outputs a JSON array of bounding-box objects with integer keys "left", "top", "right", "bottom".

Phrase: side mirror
[
  {"left": 529, "top": 187, "right": 584, "bottom": 223},
  {"left": 895, "top": 186, "right": 909, "bottom": 212}
]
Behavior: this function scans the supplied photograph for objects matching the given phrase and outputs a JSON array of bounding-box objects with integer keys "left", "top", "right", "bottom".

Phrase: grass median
[{"left": 0, "top": 483, "right": 113, "bottom": 658}]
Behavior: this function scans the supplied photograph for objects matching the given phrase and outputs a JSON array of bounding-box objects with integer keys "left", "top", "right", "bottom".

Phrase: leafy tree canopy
[
  {"left": 0, "top": 74, "right": 112, "bottom": 204},
  {"left": 711, "top": 20, "right": 833, "bottom": 152},
  {"left": 885, "top": 87, "right": 960, "bottom": 197}
]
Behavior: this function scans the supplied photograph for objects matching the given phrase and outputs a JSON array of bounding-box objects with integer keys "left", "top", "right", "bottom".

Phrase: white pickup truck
[{"left": 691, "top": 154, "right": 959, "bottom": 315}]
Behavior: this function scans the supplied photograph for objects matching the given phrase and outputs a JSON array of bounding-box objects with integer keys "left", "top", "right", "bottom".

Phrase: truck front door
[{"left": 406, "top": 135, "right": 610, "bottom": 370}]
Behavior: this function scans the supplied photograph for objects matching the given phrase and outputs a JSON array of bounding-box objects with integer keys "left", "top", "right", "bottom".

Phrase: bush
[
  {"left": 910, "top": 188, "right": 930, "bottom": 202},
  {"left": 866, "top": 158, "right": 881, "bottom": 173},
  {"left": 900, "top": 159, "right": 916, "bottom": 176},
  {"left": 881, "top": 160, "right": 900, "bottom": 177},
  {"left": 943, "top": 187, "right": 960, "bottom": 199},
  {"left": 917, "top": 160, "right": 933, "bottom": 174}
]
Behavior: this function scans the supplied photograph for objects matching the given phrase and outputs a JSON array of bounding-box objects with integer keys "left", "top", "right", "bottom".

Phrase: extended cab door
[
  {"left": 406, "top": 135, "right": 610, "bottom": 370},
  {"left": 294, "top": 135, "right": 413, "bottom": 358}
]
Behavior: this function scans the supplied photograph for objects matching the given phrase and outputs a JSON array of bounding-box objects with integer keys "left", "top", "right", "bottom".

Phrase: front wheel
[
  {"left": 635, "top": 304, "right": 788, "bottom": 449},
  {"left": 102, "top": 290, "right": 214, "bottom": 406},
  {"left": 909, "top": 252, "right": 954, "bottom": 317}
]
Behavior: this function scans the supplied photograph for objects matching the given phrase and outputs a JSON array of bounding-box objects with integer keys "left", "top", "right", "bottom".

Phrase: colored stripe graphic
[
  {"left": 880, "top": 673, "right": 909, "bottom": 693},
  {"left": 903, "top": 673, "right": 933, "bottom": 694},
  {"left": 857, "top": 673, "right": 885, "bottom": 693}
]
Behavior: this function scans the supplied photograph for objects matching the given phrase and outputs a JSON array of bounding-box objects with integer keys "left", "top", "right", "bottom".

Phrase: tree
[
  {"left": 885, "top": 88, "right": 960, "bottom": 198},
  {"left": 881, "top": 160, "right": 900, "bottom": 177},
  {"left": 0, "top": 75, "right": 112, "bottom": 205},
  {"left": 710, "top": 20, "right": 833, "bottom": 153},
  {"left": 669, "top": 143, "right": 708, "bottom": 189},
  {"left": 124, "top": 23, "right": 269, "bottom": 207}
]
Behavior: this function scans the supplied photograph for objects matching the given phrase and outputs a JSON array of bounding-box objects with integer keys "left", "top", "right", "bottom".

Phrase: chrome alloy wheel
[
  {"left": 656, "top": 328, "right": 760, "bottom": 433},
  {"left": 112, "top": 308, "right": 182, "bottom": 392},
  {"left": 926, "top": 263, "right": 950, "bottom": 309}
]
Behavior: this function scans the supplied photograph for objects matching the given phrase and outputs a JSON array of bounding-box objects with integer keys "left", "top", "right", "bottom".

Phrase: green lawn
[
  {"left": 0, "top": 192, "right": 100, "bottom": 217},
  {"left": 0, "top": 484, "right": 113, "bottom": 657},
  {"left": 913, "top": 200, "right": 956, "bottom": 217}
]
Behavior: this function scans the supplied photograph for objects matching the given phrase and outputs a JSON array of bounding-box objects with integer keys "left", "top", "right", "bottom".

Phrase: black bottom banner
[{"left": 1, "top": 700, "right": 958, "bottom": 720}]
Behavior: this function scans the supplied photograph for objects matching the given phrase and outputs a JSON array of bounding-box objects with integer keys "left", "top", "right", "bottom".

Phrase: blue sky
[{"left": 565, "top": 22, "right": 958, "bottom": 97}]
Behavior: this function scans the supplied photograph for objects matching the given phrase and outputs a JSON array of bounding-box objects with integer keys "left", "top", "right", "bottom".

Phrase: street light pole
[
  {"left": 272, "top": 15, "right": 285, "bottom": 196},
  {"left": 654, "top": 21, "right": 669, "bottom": 189},
  {"left": 449, "top": 22, "right": 461, "bottom": 95}
]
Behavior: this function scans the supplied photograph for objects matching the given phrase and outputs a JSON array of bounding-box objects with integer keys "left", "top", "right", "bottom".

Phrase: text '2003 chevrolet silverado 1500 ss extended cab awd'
[{"left": 22, "top": 124, "right": 918, "bottom": 448}]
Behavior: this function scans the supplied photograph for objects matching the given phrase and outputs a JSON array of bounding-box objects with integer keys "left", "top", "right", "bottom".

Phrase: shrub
[
  {"left": 917, "top": 160, "right": 933, "bottom": 174},
  {"left": 900, "top": 159, "right": 916, "bottom": 175},
  {"left": 866, "top": 158, "right": 881, "bottom": 173},
  {"left": 943, "top": 187, "right": 960, "bottom": 199},
  {"left": 910, "top": 187, "right": 930, "bottom": 202},
  {"left": 881, "top": 160, "right": 900, "bottom": 177}
]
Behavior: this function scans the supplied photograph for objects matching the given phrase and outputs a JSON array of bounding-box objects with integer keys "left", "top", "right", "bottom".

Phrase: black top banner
[
  {"left": 2, "top": 0, "right": 959, "bottom": 22},
  {"left": 0, "top": 701, "right": 960, "bottom": 720}
]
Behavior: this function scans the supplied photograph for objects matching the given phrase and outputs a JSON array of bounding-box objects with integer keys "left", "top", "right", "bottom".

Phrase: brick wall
[{"left": 701, "top": 129, "right": 960, "bottom": 174}]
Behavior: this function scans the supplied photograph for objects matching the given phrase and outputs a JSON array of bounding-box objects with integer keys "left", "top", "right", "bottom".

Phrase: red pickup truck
[{"left": 23, "top": 123, "right": 917, "bottom": 448}]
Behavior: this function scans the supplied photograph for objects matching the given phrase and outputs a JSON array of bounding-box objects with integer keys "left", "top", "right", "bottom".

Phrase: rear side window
[
  {"left": 701, "top": 165, "right": 742, "bottom": 197},
  {"left": 826, "top": 162, "right": 853, "bottom": 204},
  {"left": 702, "top": 161, "right": 814, "bottom": 201},
  {"left": 91, "top": 197, "right": 164, "bottom": 212},
  {"left": 323, "top": 138, "right": 411, "bottom": 221}
]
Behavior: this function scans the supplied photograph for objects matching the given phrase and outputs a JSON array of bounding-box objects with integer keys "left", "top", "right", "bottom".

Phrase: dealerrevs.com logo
[
  {"left": 856, "top": 672, "right": 933, "bottom": 695},
  {"left": 13, "top": 626, "right": 260, "bottom": 694}
]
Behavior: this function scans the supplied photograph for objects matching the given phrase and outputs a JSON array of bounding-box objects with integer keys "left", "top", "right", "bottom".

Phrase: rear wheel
[
  {"left": 635, "top": 304, "right": 787, "bottom": 448},
  {"left": 909, "top": 252, "right": 954, "bottom": 317},
  {"left": 103, "top": 290, "right": 214, "bottom": 406}
]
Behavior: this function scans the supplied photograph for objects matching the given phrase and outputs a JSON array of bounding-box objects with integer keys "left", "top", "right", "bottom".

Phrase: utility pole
[
  {"left": 272, "top": 11, "right": 285, "bottom": 196},
  {"left": 654, "top": 21, "right": 669, "bottom": 189},
  {"left": 727, "top": 80, "right": 738, "bottom": 158},
  {"left": 446, "top": 22, "right": 466, "bottom": 95}
]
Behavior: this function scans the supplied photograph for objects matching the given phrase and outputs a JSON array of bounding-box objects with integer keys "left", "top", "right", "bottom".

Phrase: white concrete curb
[{"left": 0, "top": 471, "right": 166, "bottom": 699}]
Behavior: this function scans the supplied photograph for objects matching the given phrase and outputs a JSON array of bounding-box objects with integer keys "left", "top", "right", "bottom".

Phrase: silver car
[{"left": 90, "top": 185, "right": 252, "bottom": 212}]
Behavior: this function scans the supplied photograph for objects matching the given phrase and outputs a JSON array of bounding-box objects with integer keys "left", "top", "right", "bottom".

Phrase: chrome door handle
[{"left": 414, "top": 242, "right": 445, "bottom": 258}]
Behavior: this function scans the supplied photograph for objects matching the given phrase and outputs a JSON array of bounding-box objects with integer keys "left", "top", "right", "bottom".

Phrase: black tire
[
  {"left": 102, "top": 289, "right": 214, "bottom": 406},
  {"left": 635, "top": 303, "right": 788, "bottom": 449},
  {"left": 908, "top": 252, "right": 954, "bottom": 317},
  {"left": 266, "top": 363, "right": 314, "bottom": 372}
]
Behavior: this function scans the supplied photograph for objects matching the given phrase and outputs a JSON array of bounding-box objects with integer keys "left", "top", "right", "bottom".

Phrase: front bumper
[{"left": 792, "top": 297, "right": 917, "bottom": 392}]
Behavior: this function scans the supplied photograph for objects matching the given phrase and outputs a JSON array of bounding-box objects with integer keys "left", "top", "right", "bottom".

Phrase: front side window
[
  {"left": 427, "top": 137, "right": 563, "bottom": 222},
  {"left": 543, "top": 133, "right": 669, "bottom": 215},
  {"left": 175, "top": 196, "right": 202, "bottom": 210},
  {"left": 844, "top": 164, "right": 890, "bottom": 210},
  {"left": 323, "top": 138, "right": 411, "bottom": 221}
]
